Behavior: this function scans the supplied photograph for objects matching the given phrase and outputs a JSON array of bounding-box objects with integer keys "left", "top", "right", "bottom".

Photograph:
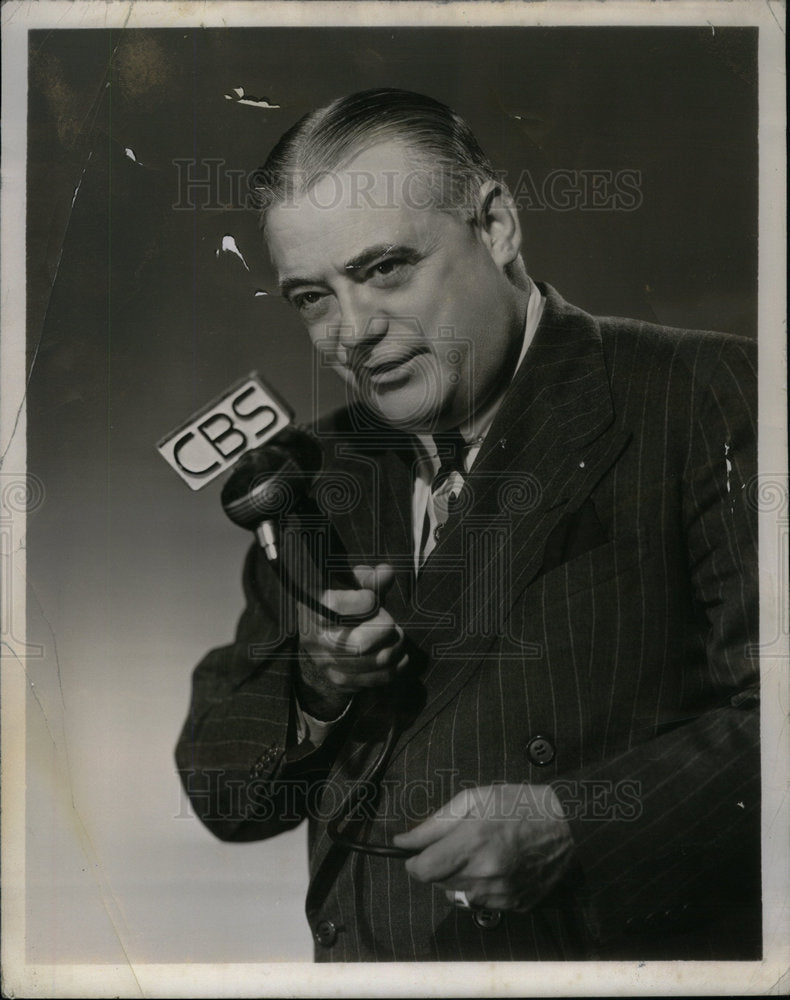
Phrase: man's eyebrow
[
  {"left": 279, "top": 275, "right": 318, "bottom": 298},
  {"left": 343, "top": 243, "right": 417, "bottom": 274}
]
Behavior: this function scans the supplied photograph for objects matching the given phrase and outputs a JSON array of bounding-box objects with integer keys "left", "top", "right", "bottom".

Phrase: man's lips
[{"left": 355, "top": 347, "right": 429, "bottom": 382}]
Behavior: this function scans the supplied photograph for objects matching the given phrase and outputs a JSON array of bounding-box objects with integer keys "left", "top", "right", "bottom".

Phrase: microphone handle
[{"left": 256, "top": 508, "right": 378, "bottom": 629}]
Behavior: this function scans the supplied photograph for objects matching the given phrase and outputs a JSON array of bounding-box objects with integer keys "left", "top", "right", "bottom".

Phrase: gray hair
[{"left": 252, "top": 88, "right": 528, "bottom": 286}]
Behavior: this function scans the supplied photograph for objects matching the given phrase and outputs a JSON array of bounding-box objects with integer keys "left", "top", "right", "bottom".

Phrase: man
[{"left": 176, "top": 89, "right": 760, "bottom": 961}]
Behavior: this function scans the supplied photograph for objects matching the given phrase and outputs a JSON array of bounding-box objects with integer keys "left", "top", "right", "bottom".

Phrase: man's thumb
[{"left": 352, "top": 563, "right": 397, "bottom": 595}]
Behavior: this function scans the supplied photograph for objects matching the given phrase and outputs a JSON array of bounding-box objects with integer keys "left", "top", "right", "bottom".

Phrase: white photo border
[{"left": 1, "top": 2, "right": 786, "bottom": 997}]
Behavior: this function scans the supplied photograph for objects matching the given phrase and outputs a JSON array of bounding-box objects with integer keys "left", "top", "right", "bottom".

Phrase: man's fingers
[
  {"left": 308, "top": 564, "right": 397, "bottom": 627},
  {"left": 444, "top": 887, "right": 515, "bottom": 911},
  {"left": 352, "top": 562, "right": 397, "bottom": 595},
  {"left": 328, "top": 667, "right": 394, "bottom": 689},
  {"left": 402, "top": 824, "right": 471, "bottom": 884},
  {"left": 327, "top": 650, "right": 410, "bottom": 690},
  {"left": 376, "top": 645, "right": 408, "bottom": 670},
  {"left": 392, "top": 789, "right": 472, "bottom": 851},
  {"left": 320, "top": 619, "right": 403, "bottom": 663},
  {"left": 321, "top": 586, "right": 377, "bottom": 619},
  {"left": 328, "top": 620, "right": 403, "bottom": 657}
]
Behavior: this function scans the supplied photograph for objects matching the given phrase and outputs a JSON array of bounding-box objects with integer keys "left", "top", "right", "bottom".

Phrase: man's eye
[
  {"left": 369, "top": 258, "right": 409, "bottom": 284},
  {"left": 292, "top": 291, "right": 329, "bottom": 316}
]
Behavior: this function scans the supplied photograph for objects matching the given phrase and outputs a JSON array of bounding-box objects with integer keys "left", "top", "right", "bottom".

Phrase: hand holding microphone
[
  {"left": 298, "top": 562, "right": 409, "bottom": 697},
  {"left": 220, "top": 426, "right": 409, "bottom": 712}
]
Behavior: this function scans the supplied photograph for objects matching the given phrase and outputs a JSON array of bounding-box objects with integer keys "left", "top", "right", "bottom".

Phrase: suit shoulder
[
  {"left": 537, "top": 284, "right": 755, "bottom": 380},
  {"left": 597, "top": 312, "right": 755, "bottom": 356},
  {"left": 596, "top": 314, "right": 756, "bottom": 389}
]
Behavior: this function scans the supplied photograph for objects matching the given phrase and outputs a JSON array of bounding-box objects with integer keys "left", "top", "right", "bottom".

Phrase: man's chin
[
  {"left": 360, "top": 389, "right": 443, "bottom": 432},
  {"left": 354, "top": 363, "right": 442, "bottom": 431}
]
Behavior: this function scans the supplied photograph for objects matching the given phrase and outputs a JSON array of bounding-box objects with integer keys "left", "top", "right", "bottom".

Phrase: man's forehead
[
  {"left": 265, "top": 169, "right": 447, "bottom": 278},
  {"left": 268, "top": 141, "right": 439, "bottom": 229},
  {"left": 311, "top": 138, "right": 434, "bottom": 200},
  {"left": 267, "top": 197, "right": 426, "bottom": 263}
]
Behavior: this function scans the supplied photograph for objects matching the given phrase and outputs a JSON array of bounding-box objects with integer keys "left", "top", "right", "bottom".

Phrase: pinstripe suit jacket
[{"left": 176, "top": 284, "right": 760, "bottom": 962}]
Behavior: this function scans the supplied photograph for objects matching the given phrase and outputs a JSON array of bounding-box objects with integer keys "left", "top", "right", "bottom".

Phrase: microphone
[
  {"left": 221, "top": 425, "right": 371, "bottom": 627},
  {"left": 156, "top": 374, "right": 369, "bottom": 625},
  {"left": 221, "top": 425, "right": 322, "bottom": 561}
]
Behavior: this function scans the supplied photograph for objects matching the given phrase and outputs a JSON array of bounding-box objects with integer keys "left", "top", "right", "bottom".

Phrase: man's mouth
[{"left": 357, "top": 347, "right": 428, "bottom": 384}]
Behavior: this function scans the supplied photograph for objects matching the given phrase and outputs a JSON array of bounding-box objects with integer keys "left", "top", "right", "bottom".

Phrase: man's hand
[
  {"left": 392, "top": 784, "right": 576, "bottom": 912},
  {"left": 296, "top": 563, "right": 409, "bottom": 717}
]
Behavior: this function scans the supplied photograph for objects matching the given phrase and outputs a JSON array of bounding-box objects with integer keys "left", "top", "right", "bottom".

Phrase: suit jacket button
[
  {"left": 526, "top": 735, "right": 555, "bottom": 766},
  {"left": 314, "top": 919, "right": 338, "bottom": 948},
  {"left": 249, "top": 743, "right": 283, "bottom": 779},
  {"left": 473, "top": 909, "right": 502, "bottom": 930}
]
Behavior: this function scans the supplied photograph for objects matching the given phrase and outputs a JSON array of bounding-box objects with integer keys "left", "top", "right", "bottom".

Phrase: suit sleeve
[
  {"left": 551, "top": 336, "right": 760, "bottom": 952},
  {"left": 174, "top": 542, "right": 348, "bottom": 842}
]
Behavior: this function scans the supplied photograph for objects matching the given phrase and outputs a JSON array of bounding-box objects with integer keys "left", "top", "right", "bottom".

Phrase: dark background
[{"left": 24, "top": 27, "right": 757, "bottom": 963}]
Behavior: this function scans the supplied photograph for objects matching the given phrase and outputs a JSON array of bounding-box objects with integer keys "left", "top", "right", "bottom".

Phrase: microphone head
[{"left": 221, "top": 425, "right": 323, "bottom": 530}]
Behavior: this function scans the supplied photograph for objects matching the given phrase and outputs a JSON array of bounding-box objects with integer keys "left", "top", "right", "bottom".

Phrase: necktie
[{"left": 419, "top": 429, "right": 467, "bottom": 569}]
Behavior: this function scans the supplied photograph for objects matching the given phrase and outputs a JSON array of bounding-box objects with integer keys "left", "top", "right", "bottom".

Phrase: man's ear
[{"left": 474, "top": 179, "right": 522, "bottom": 268}]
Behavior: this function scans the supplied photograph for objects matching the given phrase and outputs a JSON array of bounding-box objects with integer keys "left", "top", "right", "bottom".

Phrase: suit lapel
[
  {"left": 376, "top": 445, "right": 418, "bottom": 624},
  {"left": 427, "top": 280, "right": 622, "bottom": 599}
]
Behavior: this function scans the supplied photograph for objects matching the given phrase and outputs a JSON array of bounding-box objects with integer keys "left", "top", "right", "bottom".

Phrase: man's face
[{"left": 265, "top": 141, "right": 523, "bottom": 432}]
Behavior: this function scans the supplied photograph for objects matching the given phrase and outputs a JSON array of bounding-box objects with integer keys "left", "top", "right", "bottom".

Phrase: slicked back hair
[{"left": 253, "top": 88, "right": 527, "bottom": 286}]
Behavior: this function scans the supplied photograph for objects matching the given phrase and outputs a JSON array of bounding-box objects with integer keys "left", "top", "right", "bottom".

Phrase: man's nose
[{"left": 333, "top": 291, "right": 389, "bottom": 360}]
